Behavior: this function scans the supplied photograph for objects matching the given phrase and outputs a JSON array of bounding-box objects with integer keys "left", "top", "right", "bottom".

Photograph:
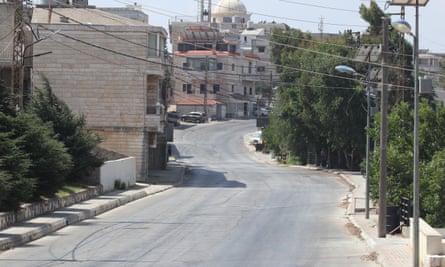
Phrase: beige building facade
[{"left": 31, "top": 7, "right": 169, "bottom": 180}]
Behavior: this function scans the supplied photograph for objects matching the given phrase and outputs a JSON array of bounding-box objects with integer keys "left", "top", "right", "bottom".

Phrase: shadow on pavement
[{"left": 179, "top": 167, "right": 246, "bottom": 188}]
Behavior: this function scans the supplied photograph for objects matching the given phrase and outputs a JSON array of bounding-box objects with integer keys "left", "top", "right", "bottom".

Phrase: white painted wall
[{"left": 100, "top": 157, "right": 136, "bottom": 192}]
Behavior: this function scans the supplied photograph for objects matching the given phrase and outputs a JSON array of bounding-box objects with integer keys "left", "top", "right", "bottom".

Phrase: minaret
[{"left": 200, "top": 0, "right": 212, "bottom": 22}]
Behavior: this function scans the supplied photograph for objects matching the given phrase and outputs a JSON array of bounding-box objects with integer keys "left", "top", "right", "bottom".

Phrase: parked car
[
  {"left": 249, "top": 131, "right": 263, "bottom": 145},
  {"left": 180, "top": 112, "right": 207, "bottom": 123}
]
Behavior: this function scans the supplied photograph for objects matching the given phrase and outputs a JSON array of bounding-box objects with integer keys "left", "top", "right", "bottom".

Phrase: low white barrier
[{"left": 100, "top": 157, "right": 136, "bottom": 192}]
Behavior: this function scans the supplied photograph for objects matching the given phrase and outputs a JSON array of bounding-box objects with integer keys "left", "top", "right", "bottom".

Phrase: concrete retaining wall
[
  {"left": 0, "top": 156, "right": 136, "bottom": 230},
  {"left": 100, "top": 157, "right": 136, "bottom": 192},
  {"left": 410, "top": 218, "right": 445, "bottom": 267},
  {"left": 0, "top": 186, "right": 102, "bottom": 231}
]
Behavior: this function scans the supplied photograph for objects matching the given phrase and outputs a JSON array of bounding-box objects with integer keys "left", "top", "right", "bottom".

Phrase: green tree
[
  {"left": 368, "top": 99, "right": 445, "bottom": 227},
  {"left": 359, "top": 2, "right": 385, "bottom": 36},
  {"left": 29, "top": 77, "right": 104, "bottom": 182},
  {"left": 0, "top": 128, "right": 35, "bottom": 211},
  {"left": 0, "top": 112, "right": 73, "bottom": 198},
  {"left": 265, "top": 29, "right": 366, "bottom": 169}
]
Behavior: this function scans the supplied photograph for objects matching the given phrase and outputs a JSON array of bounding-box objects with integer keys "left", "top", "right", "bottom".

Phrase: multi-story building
[
  {"left": 170, "top": 0, "right": 285, "bottom": 118},
  {"left": 0, "top": 3, "right": 15, "bottom": 84},
  {"left": 30, "top": 6, "right": 169, "bottom": 180},
  {"left": 418, "top": 49, "right": 445, "bottom": 88}
]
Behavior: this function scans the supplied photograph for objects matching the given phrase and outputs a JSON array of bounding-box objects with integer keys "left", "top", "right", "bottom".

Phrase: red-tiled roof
[
  {"left": 174, "top": 50, "right": 239, "bottom": 57},
  {"left": 244, "top": 53, "right": 261, "bottom": 60},
  {"left": 177, "top": 98, "right": 223, "bottom": 105}
]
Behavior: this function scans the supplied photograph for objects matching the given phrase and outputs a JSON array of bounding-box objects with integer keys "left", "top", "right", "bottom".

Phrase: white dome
[{"left": 213, "top": 0, "right": 247, "bottom": 15}]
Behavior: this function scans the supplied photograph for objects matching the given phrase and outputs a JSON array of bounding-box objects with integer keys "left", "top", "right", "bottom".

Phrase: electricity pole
[
  {"left": 204, "top": 56, "right": 208, "bottom": 116},
  {"left": 378, "top": 16, "right": 389, "bottom": 238},
  {"left": 12, "top": 0, "right": 25, "bottom": 110}
]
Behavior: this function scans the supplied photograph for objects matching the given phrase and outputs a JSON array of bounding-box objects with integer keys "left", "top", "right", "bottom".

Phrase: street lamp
[
  {"left": 392, "top": 10, "right": 421, "bottom": 267},
  {"left": 335, "top": 65, "right": 372, "bottom": 220}
]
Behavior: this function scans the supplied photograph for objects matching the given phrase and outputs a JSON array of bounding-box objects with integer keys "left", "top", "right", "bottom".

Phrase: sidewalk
[
  {"left": 0, "top": 160, "right": 185, "bottom": 251},
  {"left": 340, "top": 171, "right": 413, "bottom": 267}
]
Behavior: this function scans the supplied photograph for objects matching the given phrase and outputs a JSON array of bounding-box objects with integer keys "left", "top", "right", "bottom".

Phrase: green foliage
[
  {"left": 0, "top": 111, "right": 73, "bottom": 198},
  {"left": 114, "top": 179, "right": 127, "bottom": 190},
  {"left": 29, "top": 77, "right": 104, "bottom": 182},
  {"left": 421, "top": 149, "right": 445, "bottom": 227},
  {"left": 0, "top": 128, "right": 35, "bottom": 211},
  {"left": 359, "top": 2, "right": 385, "bottom": 36},
  {"left": 0, "top": 80, "right": 15, "bottom": 115},
  {"left": 0, "top": 76, "right": 103, "bottom": 211},
  {"left": 368, "top": 100, "right": 445, "bottom": 227},
  {"left": 266, "top": 28, "right": 366, "bottom": 169}
]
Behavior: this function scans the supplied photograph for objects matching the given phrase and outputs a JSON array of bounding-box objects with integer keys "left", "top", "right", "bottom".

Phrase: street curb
[{"left": 0, "top": 165, "right": 185, "bottom": 251}]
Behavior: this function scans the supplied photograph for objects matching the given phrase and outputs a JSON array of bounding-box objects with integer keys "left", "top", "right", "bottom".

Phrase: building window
[
  {"left": 257, "top": 66, "right": 265, "bottom": 72},
  {"left": 249, "top": 87, "right": 253, "bottom": 95},
  {"left": 243, "top": 87, "right": 247, "bottom": 96},
  {"left": 213, "top": 84, "right": 220, "bottom": 93},
  {"left": 200, "top": 84, "right": 206, "bottom": 94},
  {"left": 148, "top": 33, "right": 160, "bottom": 57},
  {"left": 258, "top": 46, "right": 266, "bottom": 53},
  {"left": 183, "top": 84, "right": 192, "bottom": 94},
  {"left": 217, "top": 62, "right": 223, "bottom": 70},
  {"left": 232, "top": 64, "right": 235, "bottom": 71},
  {"left": 223, "top": 17, "right": 232, "bottom": 23},
  {"left": 146, "top": 75, "right": 158, "bottom": 114},
  {"left": 200, "top": 62, "right": 207, "bottom": 71},
  {"left": 231, "top": 85, "right": 234, "bottom": 92}
]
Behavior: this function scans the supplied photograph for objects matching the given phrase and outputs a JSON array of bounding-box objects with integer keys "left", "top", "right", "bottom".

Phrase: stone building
[
  {"left": 169, "top": 0, "right": 285, "bottom": 118},
  {"left": 30, "top": 7, "right": 169, "bottom": 180}
]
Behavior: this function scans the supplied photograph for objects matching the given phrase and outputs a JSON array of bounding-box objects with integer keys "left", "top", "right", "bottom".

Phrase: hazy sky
[{"left": 88, "top": 0, "right": 445, "bottom": 53}]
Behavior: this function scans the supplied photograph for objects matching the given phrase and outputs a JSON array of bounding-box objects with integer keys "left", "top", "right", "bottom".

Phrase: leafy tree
[
  {"left": 29, "top": 77, "right": 104, "bottom": 182},
  {"left": 422, "top": 149, "right": 445, "bottom": 227},
  {"left": 265, "top": 29, "right": 366, "bottom": 169},
  {"left": 359, "top": 2, "right": 385, "bottom": 36},
  {"left": 368, "top": 99, "right": 445, "bottom": 227}
]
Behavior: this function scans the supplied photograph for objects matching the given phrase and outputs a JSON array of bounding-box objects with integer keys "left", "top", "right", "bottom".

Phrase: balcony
[{"left": 145, "top": 103, "right": 166, "bottom": 133}]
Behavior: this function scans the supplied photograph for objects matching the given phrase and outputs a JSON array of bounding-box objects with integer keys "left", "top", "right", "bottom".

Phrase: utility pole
[
  {"left": 378, "top": 16, "right": 389, "bottom": 238},
  {"left": 204, "top": 56, "right": 208, "bottom": 117},
  {"left": 269, "top": 71, "right": 272, "bottom": 107},
  {"left": 11, "top": 0, "right": 25, "bottom": 110}
]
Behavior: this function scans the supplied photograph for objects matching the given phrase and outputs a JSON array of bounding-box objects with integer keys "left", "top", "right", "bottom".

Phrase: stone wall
[{"left": 0, "top": 186, "right": 102, "bottom": 231}]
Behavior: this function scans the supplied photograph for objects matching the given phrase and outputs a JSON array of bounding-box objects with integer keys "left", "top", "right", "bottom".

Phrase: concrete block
[{"left": 424, "top": 255, "right": 445, "bottom": 267}]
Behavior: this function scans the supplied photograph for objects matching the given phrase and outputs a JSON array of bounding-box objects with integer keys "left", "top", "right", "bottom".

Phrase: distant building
[
  {"left": 99, "top": 3, "right": 148, "bottom": 24},
  {"left": 169, "top": 0, "right": 286, "bottom": 118},
  {"left": 418, "top": 49, "right": 445, "bottom": 88}
]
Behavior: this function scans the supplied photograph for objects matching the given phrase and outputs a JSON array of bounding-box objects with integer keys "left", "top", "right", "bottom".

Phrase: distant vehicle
[
  {"left": 180, "top": 112, "right": 207, "bottom": 123},
  {"left": 260, "top": 107, "right": 270, "bottom": 116},
  {"left": 249, "top": 131, "right": 264, "bottom": 151},
  {"left": 249, "top": 131, "right": 263, "bottom": 145}
]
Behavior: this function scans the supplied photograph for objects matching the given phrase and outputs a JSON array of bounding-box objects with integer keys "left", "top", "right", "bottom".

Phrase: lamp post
[
  {"left": 392, "top": 17, "right": 419, "bottom": 267},
  {"left": 335, "top": 65, "right": 371, "bottom": 219},
  {"left": 390, "top": 0, "right": 428, "bottom": 265}
]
